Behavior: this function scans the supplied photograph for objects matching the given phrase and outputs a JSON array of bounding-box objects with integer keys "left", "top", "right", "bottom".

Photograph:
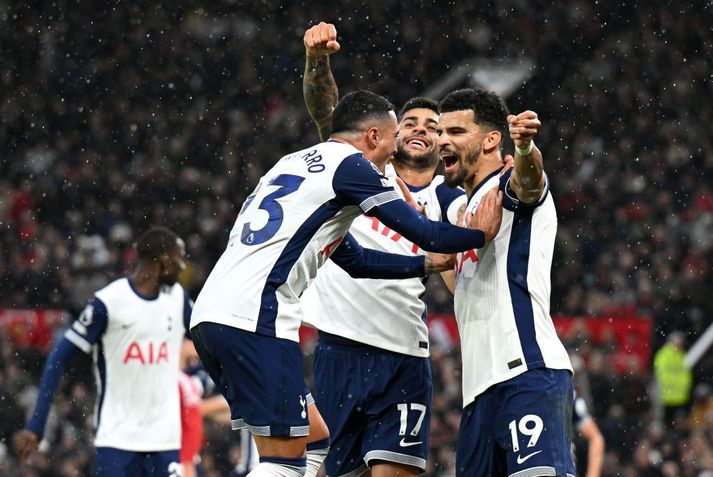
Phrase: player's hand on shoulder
[
  {"left": 304, "top": 22, "right": 341, "bottom": 57},
  {"left": 395, "top": 177, "right": 426, "bottom": 215},
  {"left": 13, "top": 429, "right": 39, "bottom": 463},
  {"left": 507, "top": 111, "right": 540, "bottom": 149},
  {"left": 467, "top": 186, "right": 503, "bottom": 242},
  {"left": 425, "top": 252, "right": 455, "bottom": 274}
]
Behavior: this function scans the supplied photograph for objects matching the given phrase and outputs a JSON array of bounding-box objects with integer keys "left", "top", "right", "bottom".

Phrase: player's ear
[
  {"left": 365, "top": 127, "right": 379, "bottom": 148},
  {"left": 484, "top": 130, "right": 502, "bottom": 152}
]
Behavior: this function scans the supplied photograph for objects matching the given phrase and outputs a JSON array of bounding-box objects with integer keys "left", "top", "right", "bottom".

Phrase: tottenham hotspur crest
[{"left": 299, "top": 395, "right": 307, "bottom": 419}]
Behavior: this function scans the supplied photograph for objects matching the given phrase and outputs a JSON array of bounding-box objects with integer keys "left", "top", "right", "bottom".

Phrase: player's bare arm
[
  {"left": 425, "top": 253, "right": 455, "bottom": 274},
  {"left": 303, "top": 22, "right": 340, "bottom": 141},
  {"left": 508, "top": 110, "right": 546, "bottom": 203},
  {"left": 467, "top": 186, "right": 503, "bottom": 242},
  {"left": 580, "top": 418, "right": 605, "bottom": 477}
]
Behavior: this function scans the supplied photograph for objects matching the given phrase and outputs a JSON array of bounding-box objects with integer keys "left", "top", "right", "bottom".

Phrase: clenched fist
[{"left": 304, "top": 22, "right": 341, "bottom": 57}]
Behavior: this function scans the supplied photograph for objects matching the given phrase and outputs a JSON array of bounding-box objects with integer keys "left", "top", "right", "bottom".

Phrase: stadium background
[{"left": 1, "top": 1, "right": 712, "bottom": 475}]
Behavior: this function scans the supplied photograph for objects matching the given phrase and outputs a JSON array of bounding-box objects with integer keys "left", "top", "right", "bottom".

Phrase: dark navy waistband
[{"left": 318, "top": 330, "right": 409, "bottom": 356}]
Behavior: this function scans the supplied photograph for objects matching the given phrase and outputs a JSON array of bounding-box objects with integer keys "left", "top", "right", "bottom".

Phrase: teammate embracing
[
  {"left": 189, "top": 88, "right": 503, "bottom": 477},
  {"left": 438, "top": 88, "right": 575, "bottom": 477},
  {"left": 300, "top": 22, "right": 469, "bottom": 477}
]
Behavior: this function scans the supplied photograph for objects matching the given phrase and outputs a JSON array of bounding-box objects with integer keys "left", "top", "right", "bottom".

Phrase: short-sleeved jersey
[
  {"left": 302, "top": 164, "right": 466, "bottom": 357},
  {"left": 454, "top": 169, "right": 572, "bottom": 407},
  {"left": 64, "top": 278, "right": 191, "bottom": 451},
  {"left": 191, "top": 141, "right": 401, "bottom": 342}
]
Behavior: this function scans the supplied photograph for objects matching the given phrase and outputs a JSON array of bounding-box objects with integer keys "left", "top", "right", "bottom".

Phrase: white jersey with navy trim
[
  {"left": 302, "top": 164, "right": 466, "bottom": 357},
  {"left": 64, "top": 278, "right": 191, "bottom": 451},
  {"left": 454, "top": 168, "right": 572, "bottom": 406},
  {"left": 191, "top": 141, "right": 401, "bottom": 342}
]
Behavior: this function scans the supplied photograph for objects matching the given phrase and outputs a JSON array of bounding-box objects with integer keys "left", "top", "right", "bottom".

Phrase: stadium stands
[{"left": 2, "top": 1, "right": 712, "bottom": 475}]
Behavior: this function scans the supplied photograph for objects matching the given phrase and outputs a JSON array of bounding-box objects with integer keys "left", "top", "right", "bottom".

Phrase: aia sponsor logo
[
  {"left": 123, "top": 341, "right": 169, "bottom": 364},
  {"left": 365, "top": 216, "right": 419, "bottom": 254},
  {"left": 454, "top": 249, "right": 478, "bottom": 273}
]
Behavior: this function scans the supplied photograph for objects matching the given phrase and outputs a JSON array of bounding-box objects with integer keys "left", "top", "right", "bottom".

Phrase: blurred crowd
[{"left": 1, "top": 0, "right": 712, "bottom": 476}]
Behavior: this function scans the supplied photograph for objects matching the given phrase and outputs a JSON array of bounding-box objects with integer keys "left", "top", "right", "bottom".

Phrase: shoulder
[
  {"left": 431, "top": 176, "right": 465, "bottom": 201},
  {"left": 334, "top": 152, "right": 386, "bottom": 183},
  {"left": 94, "top": 277, "right": 130, "bottom": 302},
  {"left": 313, "top": 141, "right": 361, "bottom": 161}
]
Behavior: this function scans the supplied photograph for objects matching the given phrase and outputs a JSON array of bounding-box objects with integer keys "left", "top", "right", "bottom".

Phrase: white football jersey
[
  {"left": 191, "top": 141, "right": 401, "bottom": 342},
  {"left": 64, "top": 278, "right": 190, "bottom": 451},
  {"left": 302, "top": 164, "right": 466, "bottom": 357},
  {"left": 454, "top": 169, "right": 572, "bottom": 407}
]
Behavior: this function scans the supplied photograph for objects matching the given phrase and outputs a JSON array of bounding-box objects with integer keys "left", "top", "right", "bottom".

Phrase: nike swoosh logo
[
  {"left": 516, "top": 450, "right": 543, "bottom": 464},
  {"left": 399, "top": 438, "right": 422, "bottom": 448}
]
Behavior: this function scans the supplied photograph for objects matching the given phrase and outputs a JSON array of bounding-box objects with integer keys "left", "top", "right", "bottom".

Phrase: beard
[
  {"left": 395, "top": 145, "right": 439, "bottom": 171},
  {"left": 443, "top": 141, "right": 482, "bottom": 188}
]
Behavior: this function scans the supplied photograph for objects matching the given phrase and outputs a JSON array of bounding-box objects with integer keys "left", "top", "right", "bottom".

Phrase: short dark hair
[
  {"left": 135, "top": 226, "right": 181, "bottom": 261},
  {"left": 439, "top": 88, "right": 509, "bottom": 141},
  {"left": 398, "top": 97, "right": 439, "bottom": 120},
  {"left": 331, "top": 90, "right": 395, "bottom": 134}
]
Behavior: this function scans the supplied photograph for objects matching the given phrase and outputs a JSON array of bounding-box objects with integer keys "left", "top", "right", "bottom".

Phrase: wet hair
[
  {"left": 398, "top": 97, "right": 439, "bottom": 120},
  {"left": 439, "top": 88, "right": 509, "bottom": 142},
  {"left": 331, "top": 90, "right": 395, "bottom": 134},
  {"left": 135, "top": 226, "right": 181, "bottom": 261}
]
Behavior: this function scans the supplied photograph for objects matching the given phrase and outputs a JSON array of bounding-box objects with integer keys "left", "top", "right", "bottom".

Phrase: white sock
[
  {"left": 304, "top": 446, "right": 329, "bottom": 477},
  {"left": 247, "top": 462, "right": 306, "bottom": 477}
]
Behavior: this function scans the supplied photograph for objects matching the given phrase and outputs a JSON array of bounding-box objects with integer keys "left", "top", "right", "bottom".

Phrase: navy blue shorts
[
  {"left": 313, "top": 333, "right": 432, "bottom": 476},
  {"left": 191, "top": 322, "right": 310, "bottom": 437},
  {"left": 456, "top": 368, "right": 575, "bottom": 477},
  {"left": 94, "top": 448, "right": 180, "bottom": 477}
]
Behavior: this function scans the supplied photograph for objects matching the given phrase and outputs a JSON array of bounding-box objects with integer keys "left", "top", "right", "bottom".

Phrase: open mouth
[
  {"left": 440, "top": 151, "right": 458, "bottom": 169},
  {"left": 405, "top": 137, "right": 429, "bottom": 151}
]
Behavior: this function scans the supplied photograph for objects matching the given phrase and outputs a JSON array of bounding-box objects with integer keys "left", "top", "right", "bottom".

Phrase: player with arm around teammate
[
  {"left": 437, "top": 88, "right": 576, "bottom": 477},
  {"left": 301, "top": 22, "right": 471, "bottom": 477},
  {"left": 13, "top": 227, "right": 192, "bottom": 477},
  {"left": 189, "top": 89, "right": 503, "bottom": 477}
]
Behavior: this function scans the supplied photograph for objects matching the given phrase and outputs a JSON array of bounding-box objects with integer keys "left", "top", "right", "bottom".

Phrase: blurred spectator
[
  {"left": 1, "top": 1, "right": 712, "bottom": 476},
  {"left": 654, "top": 331, "right": 693, "bottom": 425}
]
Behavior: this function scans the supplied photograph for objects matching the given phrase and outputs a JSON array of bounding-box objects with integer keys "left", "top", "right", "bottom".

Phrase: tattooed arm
[{"left": 303, "top": 22, "right": 341, "bottom": 141}]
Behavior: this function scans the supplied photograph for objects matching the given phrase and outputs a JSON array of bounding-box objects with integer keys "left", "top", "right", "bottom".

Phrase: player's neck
[
  {"left": 130, "top": 265, "right": 160, "bottom": 297},
  {"left": 391, "top": 162, "right": 436, "bottom": 188},
  {"left": 464, "top": 162, "right": 502, "bottom": 198},
  {"left": 391, "top": 152, "right": 438, "bottom": 187},
  {"left": 329, "top": 135, "right": 388, "bottom": 172}
]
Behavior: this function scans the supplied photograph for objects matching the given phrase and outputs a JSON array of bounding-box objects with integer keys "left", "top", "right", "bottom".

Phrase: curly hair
[{"left": 439, "top": 88, "right": 509, "bottom": 142}]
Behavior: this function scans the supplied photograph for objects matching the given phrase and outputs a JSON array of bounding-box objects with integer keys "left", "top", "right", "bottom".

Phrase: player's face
[
  {"left": 160, "top": 238, "right": 187, "bottom": 286},
  {"left": 396, "top": 108, "right": 439, "bottom": 167},
  {"left": 437, "top": 110, "right": 487, "bottom": 187},
  {"left": 373, "top": 111, "right": 399, "bottom": 166}
]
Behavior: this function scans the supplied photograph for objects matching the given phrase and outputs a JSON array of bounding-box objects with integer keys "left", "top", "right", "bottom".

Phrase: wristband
[{"left": 515, "top": 141, "right": 534, "bottom": 156}]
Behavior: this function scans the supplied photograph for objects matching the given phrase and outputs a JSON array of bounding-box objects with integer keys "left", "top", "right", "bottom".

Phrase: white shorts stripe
[{"left": 363, "top": 450, "right": 426, "bottom": 470}]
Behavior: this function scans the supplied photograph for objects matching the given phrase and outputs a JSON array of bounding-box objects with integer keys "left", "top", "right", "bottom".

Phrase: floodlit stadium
[{"left": 1, "top": 2, "right": 712, "bottom": 476}]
